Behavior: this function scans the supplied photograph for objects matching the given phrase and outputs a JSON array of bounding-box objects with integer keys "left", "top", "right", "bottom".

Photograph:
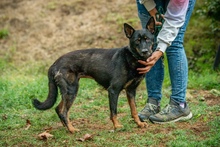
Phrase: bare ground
[{"left": 0, "top": 0, "right": 139, "bottom": 65}]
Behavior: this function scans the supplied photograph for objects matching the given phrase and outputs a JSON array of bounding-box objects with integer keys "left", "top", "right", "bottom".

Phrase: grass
[
  {"left": 188, "top": 70, "right": 220, "bottom": 89},
  {"left": 0, "top": 28, "right": 9, "bottom": 39},
  {"left": 0, "top": 61, "right": 220, "bottom": 147}
]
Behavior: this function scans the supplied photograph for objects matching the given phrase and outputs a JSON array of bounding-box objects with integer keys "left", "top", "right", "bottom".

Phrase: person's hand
[
  {"left": 137, "top": 50, "right": 163, "bottom": 74},
  {"left": 149, "top": 7, "right": 164, "bottom": 26}
]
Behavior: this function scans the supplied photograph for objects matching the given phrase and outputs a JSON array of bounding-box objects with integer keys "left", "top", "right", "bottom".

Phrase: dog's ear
[
  {"left": 146, "top": 17, "right": 155, "bottom": 34},
  {"left": 124, "top": 23, "right": 135, "bottom": 38}
]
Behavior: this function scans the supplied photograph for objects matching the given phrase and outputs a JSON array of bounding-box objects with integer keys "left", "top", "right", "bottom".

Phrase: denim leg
[
  {"left": 136, "top": 0, "right": 151, "bottom": 29},
  {"left": 136, "top": 0, "right": 168, "bottom": 29},
  {"left": 136, "top": 0, "right": 168, "bottom": 101},
  {"left": 136, "top": 0, "right": 196, "bottom": 102},
  {"left": 166, "top": 0, "right": 196, "bottom": 103}
]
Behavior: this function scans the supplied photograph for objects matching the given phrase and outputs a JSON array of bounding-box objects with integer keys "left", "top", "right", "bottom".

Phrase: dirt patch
[
  {"left": 0, "top": 0, "right": 139, "bottom": 65},
  {"left": 188, "top": 89, "right": 220, "bottom": 106},
  {"left": 73, "top": 89, "right": 219, "bottom": 139}
]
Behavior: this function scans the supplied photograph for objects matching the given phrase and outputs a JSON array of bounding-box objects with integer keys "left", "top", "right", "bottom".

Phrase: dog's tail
[{"left": 32, "top": 69, "right": 58, "bottom": 110}]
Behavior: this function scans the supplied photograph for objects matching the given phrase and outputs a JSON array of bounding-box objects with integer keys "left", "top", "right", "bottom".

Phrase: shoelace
[
  {"left": 141, "top": 103, "right": 157, "bottom": 113},
  {"left": 159, "top": 104, "right": 176, "bottom": 114}
]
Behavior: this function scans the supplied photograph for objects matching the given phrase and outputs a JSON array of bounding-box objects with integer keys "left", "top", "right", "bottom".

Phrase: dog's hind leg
[
  {"left": 108, "top": 87, "right": 123, "bottom": 129},
  {"left": 55, "top": 72, "right": 80, "bottom": 133},
  {"left": 126, "top": 88, "right": 148, "bottom": 128},
  {"left": 55, "top": 93, "right": 79, "bottom": 133}
]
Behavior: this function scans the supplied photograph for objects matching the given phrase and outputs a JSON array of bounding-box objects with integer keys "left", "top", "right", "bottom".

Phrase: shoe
[
  {"left": 149, "top": 99, "right": 193, "bottom": 124},
  {"left": 138, "top": 98, "right": 160, "bottom": 122}
]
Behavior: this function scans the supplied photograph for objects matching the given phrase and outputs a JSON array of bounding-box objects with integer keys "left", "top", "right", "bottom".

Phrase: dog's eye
[
  {"left": 136, "top": 38, "right": 141, "bottom": 44},
  {"left": 145, "top": 37, "right": 150, "bottom": 42}
]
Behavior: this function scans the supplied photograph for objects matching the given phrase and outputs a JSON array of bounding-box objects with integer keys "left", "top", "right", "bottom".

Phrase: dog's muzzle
[{"left": 141, "top": 48, "right": 152, "bottom": 58}]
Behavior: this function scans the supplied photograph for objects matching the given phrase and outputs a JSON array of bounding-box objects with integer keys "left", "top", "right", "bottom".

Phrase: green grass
[
  {"left": 0, "top": 28, "right": 9, "bottom": 39},
  {"left": 0, "top": 63, "right": 219, "bottom": 147},
  {"left": 188, "top": 70, "right": 220, "bottom": 89}
]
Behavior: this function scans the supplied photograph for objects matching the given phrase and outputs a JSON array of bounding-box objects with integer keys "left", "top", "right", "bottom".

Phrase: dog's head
[{"left": 124, "top": 17, "right": 155, "bottom": 60}]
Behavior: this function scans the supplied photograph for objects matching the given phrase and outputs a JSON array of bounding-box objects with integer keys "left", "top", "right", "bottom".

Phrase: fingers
[
  {"left": 155, "top": 14, "right": 164, "bottom": 26},
  {"left": 137, "top": 60, "right": 148, "bottom": 66},
  {"left": 138, "top": 57, "right": 155, "bottom": 66},
  {"left": 155, "top": 21, "right": 162, "bottom": 26},
  {"left": 137, "top": 51, "right": 162, "bottom": 74},
  {"left": 147, "top": 56, "right": 156, "bottom": 62},
  {"left": 137, "top": 60, "right": 155, "bottom": 74},
  {"left": 137, "top": 66, "right": 151, "bottom": 74}
]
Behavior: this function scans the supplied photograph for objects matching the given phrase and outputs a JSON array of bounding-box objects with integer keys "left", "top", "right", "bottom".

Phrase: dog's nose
[
  {"left": 141, "top": 49, "right": 149, "bottom": 53},
  {"left": 142, "top": 49, "right": 152, "bottom": 57},
  {"left": 142, "top": 49, "right": 150, "bottom": 54}
]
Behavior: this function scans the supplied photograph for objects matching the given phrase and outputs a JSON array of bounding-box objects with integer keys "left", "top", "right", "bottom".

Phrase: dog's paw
[
  {"left": 69, "top": 128, "right": 80, "bottom": 133},
  {"left": 114, "top": 124, "right": 124, "bottom": 130},
  {"left": 138, "top": 122, "right": 148, "bottom": 128}
]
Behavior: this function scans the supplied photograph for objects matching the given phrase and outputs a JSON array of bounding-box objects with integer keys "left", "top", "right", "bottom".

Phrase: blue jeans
[{"left": 136, "top": 0, "right": 196, "bottom": 103}]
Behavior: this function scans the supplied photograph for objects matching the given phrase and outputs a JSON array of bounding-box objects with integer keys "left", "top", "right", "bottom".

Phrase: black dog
[{"left": 33, "top": 17, "right": 155, "bottom": 133}]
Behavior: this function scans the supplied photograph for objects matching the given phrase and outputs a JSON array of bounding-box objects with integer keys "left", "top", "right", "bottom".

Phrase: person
[{"left": 136, "top": 0, "right": 196, "bottom": 123}]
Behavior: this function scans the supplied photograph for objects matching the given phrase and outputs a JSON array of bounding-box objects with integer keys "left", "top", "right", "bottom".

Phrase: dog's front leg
[
  {"left": 108, "top": 88, "right": 123, "bottom": 129},
  {"left": 126, "top": 89, "right": 148, "bottom": 128}
]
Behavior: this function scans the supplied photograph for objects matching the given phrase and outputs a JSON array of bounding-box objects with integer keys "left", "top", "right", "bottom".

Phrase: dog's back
[{"left": 50, "top": 47, "right": 142, "bottom": 89}]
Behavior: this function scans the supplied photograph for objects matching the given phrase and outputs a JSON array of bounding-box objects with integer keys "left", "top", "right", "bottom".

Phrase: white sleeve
[
  {"left": 157, "top": 0, "right": 189, "bottom": 53},
  {"left": 139, "top": 0, "right": 156, "bottom": 11}
]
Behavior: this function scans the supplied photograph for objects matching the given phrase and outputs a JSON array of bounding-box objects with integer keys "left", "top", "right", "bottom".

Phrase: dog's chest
[{"left": 123, "top": 74, "right": 144, "bottom": 89}]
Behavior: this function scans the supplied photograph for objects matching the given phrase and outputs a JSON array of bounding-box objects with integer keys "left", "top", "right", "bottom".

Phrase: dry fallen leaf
[
  {"left": 2, "top": 114, "right": 7, "bottom": 120},
  {"left": 77, "top": 133, "right": 94, "bottom": 142},
  {"left": 25, "top": 119, "right": 31, "bottom": 130},
  {"left": 38, "top": 131, "right": 53, "bottom": 140},
  {"left": 44, "top": 127, "right": 53, "bottom": 132}
]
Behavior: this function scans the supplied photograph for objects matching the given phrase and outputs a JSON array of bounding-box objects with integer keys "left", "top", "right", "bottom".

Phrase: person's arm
[
  {"left": 137, "top": 0, "right": 189, "bottom": 74},
  {"left": 140, "top": 0, "right": 189, "bottom": 53},
  {"left": 157, "top": 0, "right": 189, "bottom": 53},
  {"left": 139, "top": 0, "right": 156, "bottom": 11}
]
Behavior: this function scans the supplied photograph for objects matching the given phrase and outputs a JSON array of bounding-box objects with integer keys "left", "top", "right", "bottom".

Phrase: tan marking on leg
[
  {"left": 59, "top": 100, "right": 64, "bottom": 114},
  {"left": 127, "top": 98, "right": 148, "bottom": 128},
  {"left": 57, "top": 100, "right": 65, "bottom": 126},
  {"left": 57, "top": 98, "right": 79, "bottom": 133},
  {"left": 66, "top": 121, "right": 79, "bottom": 133},
  {"left": 112, "top": 115, "right": 123, "bottom": 129},
  {"left": 66, "top": 110, "right": 80, "bottom": 133}
]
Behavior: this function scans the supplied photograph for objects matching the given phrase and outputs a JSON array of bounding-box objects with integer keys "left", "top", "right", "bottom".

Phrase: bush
[
  {"left": 0, "top": 29, "right": 9, "bottom": 39},
  {"left": 197, "top": 0, "right": 220, "bottom": 33}
]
